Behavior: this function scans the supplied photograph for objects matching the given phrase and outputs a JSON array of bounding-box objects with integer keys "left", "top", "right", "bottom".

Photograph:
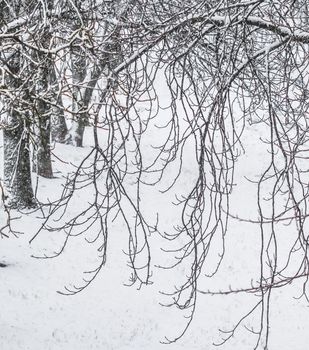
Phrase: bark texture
[
  {"left": 3, "top": 47, "right": 36, "bottom": 208},
  {"left": 36, "top": 114, "right": 53, "bottom": 178},
  {"left": 3, "top": 116, "right": 36, "bottom": 208},
  {"left": 50, "top": 65, "right": 69, "bottom": 143},
  {"left": 69, "top": 49, "right": 87, "bottom": 147}
]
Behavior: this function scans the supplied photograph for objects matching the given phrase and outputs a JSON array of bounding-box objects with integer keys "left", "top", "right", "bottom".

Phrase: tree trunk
[
  {"left": 50, "top": 65, "right": 68, "bottom": 143},
  {"left": 68, "top": 17, "right": 122, "bottom": 148},
  {"left": 51, "top": 112, "right": 68, "bottom": 144},
  {"left": 2, "top": 45, "right": 36, "bottom": 208},
  {"left": 33, "top": 51, "right": 53, "bottom": 178},
  {"left": 69, "top": 48, "right": 88, "bottom": 147},
  {"left": 36, "top": 115, "right": 53, "bottom": 178},
  {"left": 69, "top": 62, "right": 102, "bottom": 147},
  {"left": 3, "top": 115, "right": 36, "bottom": 209},
  {"left": 69, "top": 115, "right": 87, "bottom": 147}
]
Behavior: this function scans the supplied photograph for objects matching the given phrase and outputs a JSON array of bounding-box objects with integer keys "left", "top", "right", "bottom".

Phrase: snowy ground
[{"left": 1, "top": 98, "right": 309, "bottom": 349}]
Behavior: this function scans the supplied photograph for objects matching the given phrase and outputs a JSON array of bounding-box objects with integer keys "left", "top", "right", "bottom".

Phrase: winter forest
[{"left": 1, "top": 0, "right": 309, "bottom": 349}]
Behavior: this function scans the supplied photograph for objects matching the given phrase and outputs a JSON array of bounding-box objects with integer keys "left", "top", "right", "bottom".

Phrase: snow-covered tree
[
  {"left": 1, "top": 3, "right": 36, "bottom": 208},
  {"left": 2, "top": 0, "right": 309, "bottom": 348}
]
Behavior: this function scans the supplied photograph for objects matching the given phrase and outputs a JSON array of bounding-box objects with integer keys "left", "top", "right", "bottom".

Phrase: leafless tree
[{"left": 2, "top": 0, "right": 309, "bottom": 348}]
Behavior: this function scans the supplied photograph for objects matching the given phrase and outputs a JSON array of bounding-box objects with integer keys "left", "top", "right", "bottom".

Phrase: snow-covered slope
[{"left": 1, "top": 96, "right": 309, "bottom": 350}]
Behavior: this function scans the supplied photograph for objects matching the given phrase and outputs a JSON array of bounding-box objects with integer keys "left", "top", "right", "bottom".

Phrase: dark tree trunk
[
  {"left": 33, "top": 49, "right": 53, "bottom": 178},
  {"left": 31, "top": 1, "right": 54, "bottom": 178},
  {"left": 51, "top": 112, "right": 68, "bottom": 144},
  {"left": 32, "top": 78, "right": 53, "bottom": 178},
  {"left": 50, "top": 65, "right": 68, "bottom": 143},
  {"left": 3, "top": 115, "right": 36, "bottom": 209},
  {"left": 36, "top": 115, "right": 53, "bottom": 178}
]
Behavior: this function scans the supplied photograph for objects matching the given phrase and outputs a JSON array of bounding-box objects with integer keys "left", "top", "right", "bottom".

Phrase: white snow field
[{"left": 1, "top": 86, "right": 309, "bottom": 350}]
